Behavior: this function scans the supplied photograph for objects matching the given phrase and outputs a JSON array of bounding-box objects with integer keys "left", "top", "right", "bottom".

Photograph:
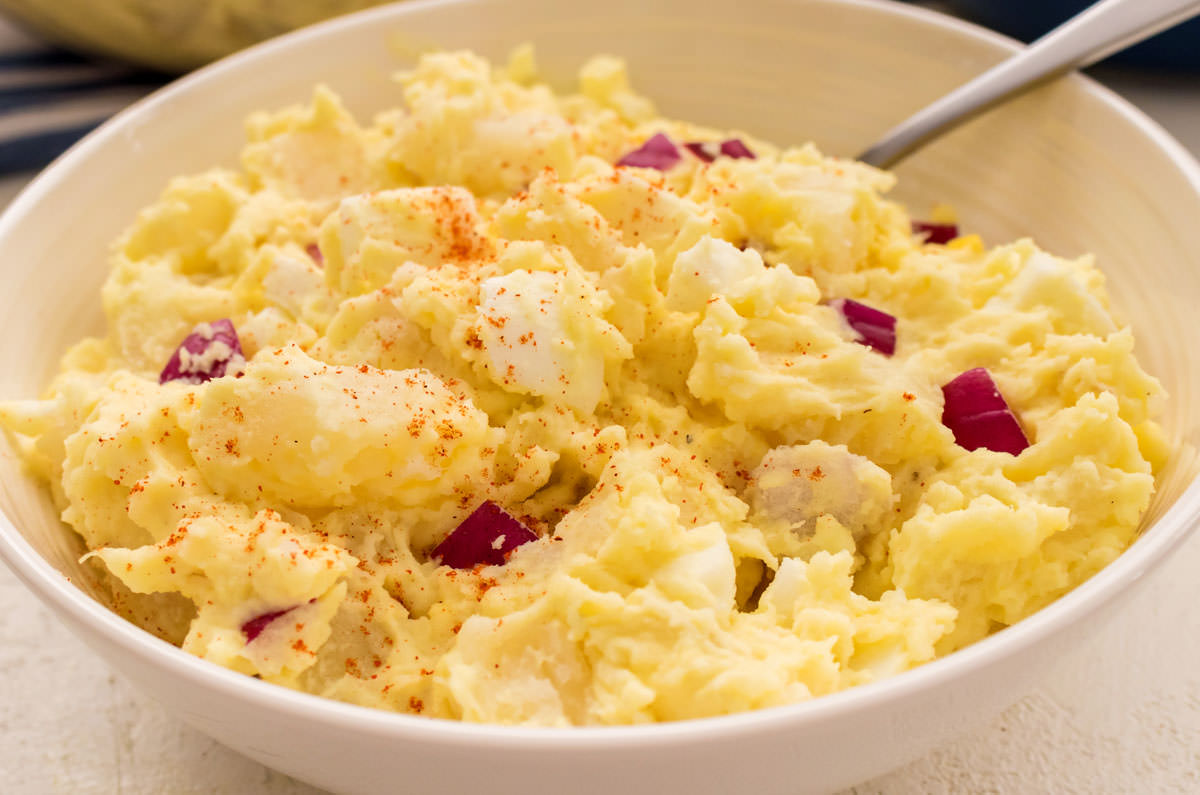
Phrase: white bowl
[{"left": 3, "top": 1, "right": 1200, "bottom": 793}]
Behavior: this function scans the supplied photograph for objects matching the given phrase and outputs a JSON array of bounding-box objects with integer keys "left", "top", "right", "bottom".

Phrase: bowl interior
[{"left": 1, "top": 0, "right": 1199, "bottom": 695}]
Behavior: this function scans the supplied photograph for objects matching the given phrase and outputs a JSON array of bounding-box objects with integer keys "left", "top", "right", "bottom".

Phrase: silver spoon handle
[{"left": 859, "top": 0, "right": 1200, "bottom": 169}]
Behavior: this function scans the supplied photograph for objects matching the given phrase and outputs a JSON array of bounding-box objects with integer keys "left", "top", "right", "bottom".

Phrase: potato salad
[{"left": 0, "top": 48, "right": 1166, "bottom": 725}]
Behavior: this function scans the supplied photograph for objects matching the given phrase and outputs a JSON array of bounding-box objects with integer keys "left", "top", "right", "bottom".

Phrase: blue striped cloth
[{"left": 0, "top": 18, "right": 164, "bottom": 174}]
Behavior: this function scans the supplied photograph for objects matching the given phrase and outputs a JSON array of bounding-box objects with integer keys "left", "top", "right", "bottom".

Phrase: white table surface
[{"left": 3, "top": 31, "right": 1200, "bottom": 795}]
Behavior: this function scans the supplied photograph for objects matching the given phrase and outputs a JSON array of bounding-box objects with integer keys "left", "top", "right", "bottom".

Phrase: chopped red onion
[
  {"left": 242, "top": 605, "right": 296, "bottom": 642},
  {"left": 305, "top": 242, "right": 324, "bottom": 266},
  {"left": 683, "top": 141, "right": 720, "bottom": 163},
  {"left": 683, "top": 138, "right": 756, "bottom": 163},
  {"left": 719, "top": 139, "right": 755, "bottom": 159},
  {"left": 159, "top": 318, "right": 244, "bottom": 385},
  {"left": 912, "top": 221, "right": 959, "bottom": 244},
  {"left": 241, "top": 597, "right": 317, "bottom": 642},
  {"left": 830, "top": 298, "right": 896, "bottom": 356},
  {"left": 616, "top": 132, "right": 681, "bottom": 170},
  {"left": 941, "top": 368, "right": 1029, "bottom": 455},
  {"left": 433, "top": 501, "right": 537, "bottom": 569}
]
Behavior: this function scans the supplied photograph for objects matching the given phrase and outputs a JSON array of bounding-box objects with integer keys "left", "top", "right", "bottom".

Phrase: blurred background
[
  {"left": 0, "top": 0, "right": 1198, "bottom": 174},
  {"left": 5, "top": 0, "right": 1200, "bottom": 73}
]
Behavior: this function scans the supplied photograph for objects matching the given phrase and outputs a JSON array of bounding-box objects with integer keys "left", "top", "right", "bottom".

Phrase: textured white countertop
[{"left": 3, "top": 28, "right": 1200, "bottom": 795}]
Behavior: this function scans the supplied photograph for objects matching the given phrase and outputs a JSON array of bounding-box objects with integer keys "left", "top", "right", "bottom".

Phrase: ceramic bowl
[{"left": 2, "top": 1, "right": 1199, "bottom": 793}]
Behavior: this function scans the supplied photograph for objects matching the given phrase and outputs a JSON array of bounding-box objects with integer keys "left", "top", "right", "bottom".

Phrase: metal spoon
[{"left": 859, "top": 0, "right": 1200, "bottom": 169}]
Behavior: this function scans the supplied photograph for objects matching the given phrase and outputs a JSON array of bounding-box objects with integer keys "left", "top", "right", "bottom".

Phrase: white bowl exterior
[
  {"left": 50, "top": 583, "right": 1107, "bottom": 795},
  {"left": 2, "top": 0, "right": 1200, "bottom": 793}
]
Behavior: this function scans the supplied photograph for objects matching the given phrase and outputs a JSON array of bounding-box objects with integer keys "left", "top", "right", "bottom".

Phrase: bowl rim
[{"left": 2, "top": 0, "right": 1200, "bottom": 750}]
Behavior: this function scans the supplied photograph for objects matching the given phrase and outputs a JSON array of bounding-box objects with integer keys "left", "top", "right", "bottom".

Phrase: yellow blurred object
[{"left": 0, "top": 0, "right": 390, "bottom": 72}]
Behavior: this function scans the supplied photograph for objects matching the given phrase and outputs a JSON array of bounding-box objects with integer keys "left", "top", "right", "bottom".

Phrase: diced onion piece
[
  {"left": 305, "top": 242, "right": 324, "bottom": 266},
  {"left": 159, "top": 318, "right": 244, "bottom": 385},
  {"left": 683, "top": 138, "right": 756, "bottom": 163},
  {"left": 683, "top": 141, "right": 719, "bottom": 163},
  {"left": 433, "top": 501, "right": 537, "bottom": 569},
  {"left": 829, "top": 298, "right": 896, "bottom": 356},
  {"left": 941, "top": 368, "right": 1029, "bottom": 455},
  {"left": 912, "top": 221, "right": 959, "bottom": 244},
  {"left": 719, "top": 138, "right": 755, "bottom": 159},
  {"left": 616, "top": 132, "right": 681, "bottom": 170},
  {"left": 242, "top": 606, "right": 295, "bottom": 642}
]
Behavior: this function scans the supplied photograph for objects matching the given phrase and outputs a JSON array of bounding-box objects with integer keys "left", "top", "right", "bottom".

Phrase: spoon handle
[{"left": 858, "top": 0, "right": 1200, "bottom": 169}]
